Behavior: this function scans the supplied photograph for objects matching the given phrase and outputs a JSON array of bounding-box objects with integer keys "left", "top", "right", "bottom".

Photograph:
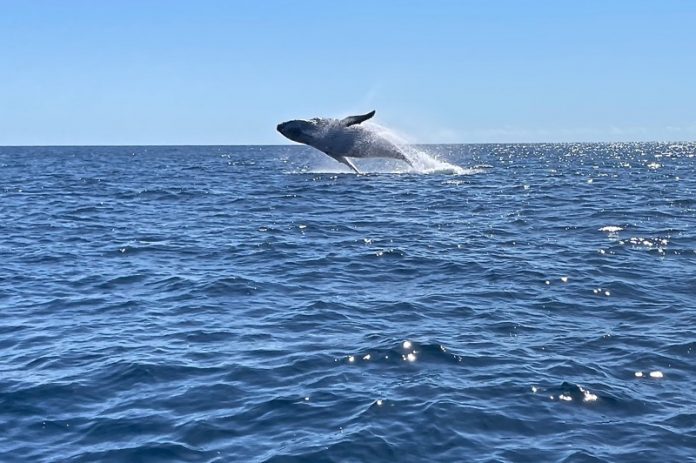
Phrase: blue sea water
[{"left": 1, "top": 143, "right": 695, "bottom": 462}]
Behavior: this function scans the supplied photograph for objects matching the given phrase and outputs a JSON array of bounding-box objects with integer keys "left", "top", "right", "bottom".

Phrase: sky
[{"left": 1, "top": 0, "right": 695, "bottom": 145}]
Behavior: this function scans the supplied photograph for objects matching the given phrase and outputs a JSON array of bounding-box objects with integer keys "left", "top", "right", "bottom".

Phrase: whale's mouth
[
  {"left": 277, "top": 122, "right": 291, "bottom": 139},
  {"left": 277, "top": 122, "right": 305, "bottom": 142}
]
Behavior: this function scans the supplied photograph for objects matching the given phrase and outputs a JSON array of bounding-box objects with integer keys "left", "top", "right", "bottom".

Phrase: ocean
[{"left": 1, "top": 143, "right": 695, "bottom": 462}]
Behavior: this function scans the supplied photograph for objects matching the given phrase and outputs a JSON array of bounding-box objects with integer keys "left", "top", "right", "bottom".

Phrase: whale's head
[{"left": 276, "top": 118, "right": 327, "bottom": 145}]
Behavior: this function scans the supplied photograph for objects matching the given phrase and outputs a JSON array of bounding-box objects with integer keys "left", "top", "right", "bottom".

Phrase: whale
[{"left": 276, "top": 110, "right": 413, "bottom": 174}]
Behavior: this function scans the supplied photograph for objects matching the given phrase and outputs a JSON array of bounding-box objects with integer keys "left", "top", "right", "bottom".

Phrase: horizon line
[{"left": 1, "top": 140, "right": 694, "bottom": 148}]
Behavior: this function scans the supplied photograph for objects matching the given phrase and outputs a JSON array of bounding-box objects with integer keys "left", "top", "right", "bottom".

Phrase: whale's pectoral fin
[
  {"left": 336, "top": 156, "right": 361, "bottom": 174},
  {"left": 340, "top": 110, "right": 376, "bottom": 127}
]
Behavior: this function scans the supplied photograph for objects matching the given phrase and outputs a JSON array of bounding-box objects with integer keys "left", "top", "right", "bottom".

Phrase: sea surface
[{"left": 1, "top": 143, "right": 696, "bottom": 462}]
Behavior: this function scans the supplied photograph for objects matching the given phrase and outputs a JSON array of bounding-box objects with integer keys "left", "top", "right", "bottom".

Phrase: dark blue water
[{"left": 1, "top": 143, "right": 695, "bottom": 462}]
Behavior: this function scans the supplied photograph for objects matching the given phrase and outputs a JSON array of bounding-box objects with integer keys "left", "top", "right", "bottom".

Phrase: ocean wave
[{"left": 2, "top": 143, "right": 696, "bottom": 461}]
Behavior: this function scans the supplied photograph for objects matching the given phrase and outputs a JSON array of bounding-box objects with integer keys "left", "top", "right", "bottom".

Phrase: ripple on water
[{"left": 2, "top": 144, "right": 696, "bottom": 461}]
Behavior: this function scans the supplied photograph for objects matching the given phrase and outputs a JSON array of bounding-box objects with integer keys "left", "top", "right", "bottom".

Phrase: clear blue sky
[{"left": 1, "top": 0, "right": 695, "bottom": 145}]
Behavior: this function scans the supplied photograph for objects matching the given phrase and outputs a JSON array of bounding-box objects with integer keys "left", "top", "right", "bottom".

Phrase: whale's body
[{"left": 276, "top": 110, "right": 412, "bottom": 173}]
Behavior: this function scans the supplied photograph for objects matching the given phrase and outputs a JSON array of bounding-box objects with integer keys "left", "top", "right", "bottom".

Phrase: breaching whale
[{"left": 276, "top": 110, "right": 413, "bottom": 174}]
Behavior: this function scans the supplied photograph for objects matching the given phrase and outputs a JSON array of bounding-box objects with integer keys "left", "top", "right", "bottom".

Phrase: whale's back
[
  {"left": 311, "top": 124, "right": 359, "bottom": 157},
  {"left": 315, "top": 124, "right": 408, "bottom": 162}
]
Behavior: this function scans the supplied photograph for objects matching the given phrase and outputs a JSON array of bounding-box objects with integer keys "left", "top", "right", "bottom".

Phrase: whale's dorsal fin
[{"left": 340, "top": 110, "right": 375, "bottom": 127}]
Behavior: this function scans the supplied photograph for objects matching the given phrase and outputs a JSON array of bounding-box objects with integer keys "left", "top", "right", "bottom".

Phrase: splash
[
  {"left": 400, "top": 145, "right": 474, "bottom": 175},
  {"left": 363, "top": 123, "right": 472, "bottom": 175}
]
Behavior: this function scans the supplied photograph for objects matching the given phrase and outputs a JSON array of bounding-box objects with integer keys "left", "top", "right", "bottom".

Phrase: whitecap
[{"left": 599, "top": 226, "right": 623, "bottom": 233}]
